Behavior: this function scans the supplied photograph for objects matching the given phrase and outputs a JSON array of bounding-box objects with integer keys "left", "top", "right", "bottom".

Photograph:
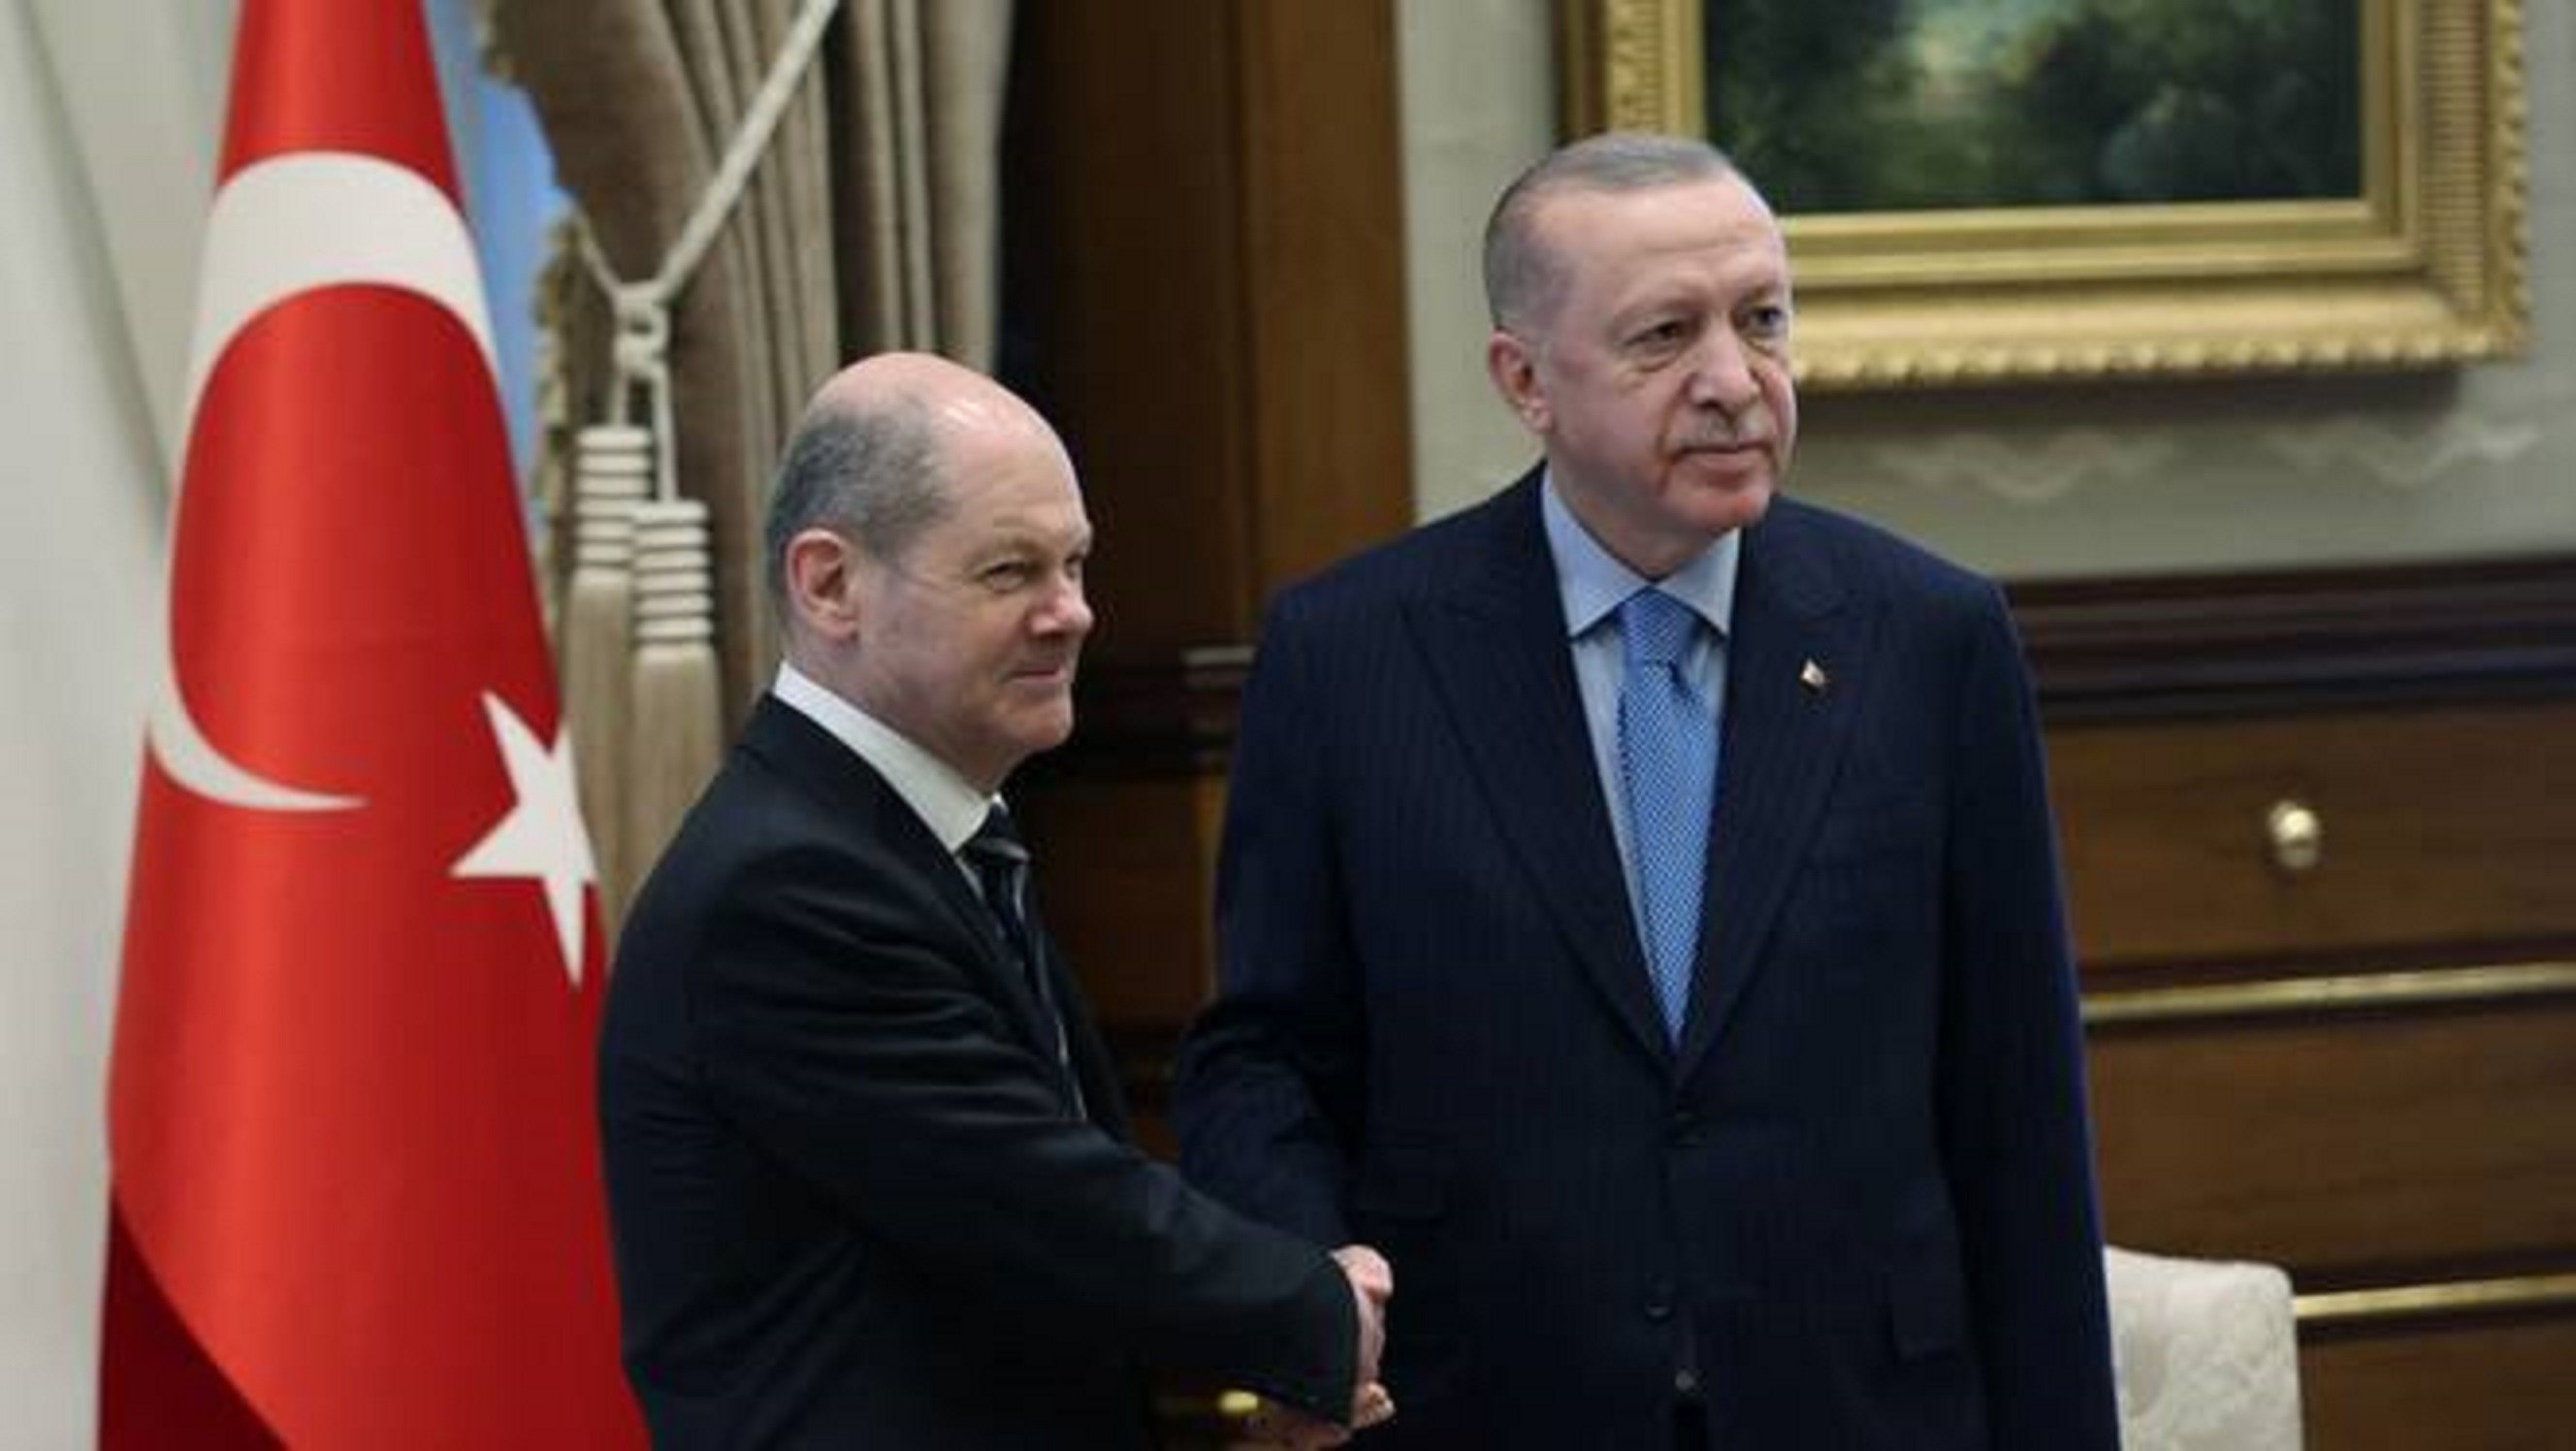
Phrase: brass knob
[{"left": 2266, "top": 799, "right": 2323, "bottom": 874}]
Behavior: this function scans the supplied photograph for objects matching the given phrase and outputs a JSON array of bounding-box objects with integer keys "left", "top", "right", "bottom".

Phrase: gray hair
[
  {"left": 1482, "top": 131, "right": 1745, "bottom": 331},
  {"left": 762, "top": 395, "right": 950, "bottom": 610}
]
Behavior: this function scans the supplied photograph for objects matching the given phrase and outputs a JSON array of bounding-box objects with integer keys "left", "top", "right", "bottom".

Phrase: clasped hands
[{"left": 1235, "top": 1244, "right": 1396, "bottom": 1448}]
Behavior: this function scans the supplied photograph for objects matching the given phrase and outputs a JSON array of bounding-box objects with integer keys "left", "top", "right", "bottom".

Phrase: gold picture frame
[{"left": 1560, "top": 0, "right": 2528, "bottom": 389}]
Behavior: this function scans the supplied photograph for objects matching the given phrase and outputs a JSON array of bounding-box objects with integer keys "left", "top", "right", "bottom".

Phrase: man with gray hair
[
  {"left": 600, "top": 352, "right": 1392, "bottom": 1447},
  {"left": 1175, "top": 133, "right": 2121, "bottom": 1448}
]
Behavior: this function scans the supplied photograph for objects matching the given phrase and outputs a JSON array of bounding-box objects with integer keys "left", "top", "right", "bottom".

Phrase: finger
[
  {"left": 1337, "top": 1244, "right": 1394, "bottom": 1294},
  {"left": 1352, "top": 1382, "right": 1397, "bottom": 1428}
]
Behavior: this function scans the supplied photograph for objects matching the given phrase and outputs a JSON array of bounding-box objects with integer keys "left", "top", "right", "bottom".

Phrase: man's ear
[
  {"left": 783, "top": 528, "right": 864, "bottom": 642},
  {"left": 1486, "top": 328, "right": 1550, "bottom": 434}
]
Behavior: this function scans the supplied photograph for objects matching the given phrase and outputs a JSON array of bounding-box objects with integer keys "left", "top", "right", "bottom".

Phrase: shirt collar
[
  {"left": 772, "top": 661, "right": 997, "bottom": 854},
  {"left": 1540, "top": 471, "right": 1742, "bottom": 640}
]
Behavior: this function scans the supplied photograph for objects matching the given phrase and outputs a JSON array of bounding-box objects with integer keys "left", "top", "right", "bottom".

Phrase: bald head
[
  {"left": 807, "top": 351, "right": 1063, "bottom": 456},
  {"left": 763, "top": 353, "right": 1071, "bottom": 609}
]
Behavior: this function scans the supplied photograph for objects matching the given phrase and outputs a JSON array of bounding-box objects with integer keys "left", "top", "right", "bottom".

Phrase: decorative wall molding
[
  {"left": 2010, "top": 556, "right": 2576, "bottom": 718},
  {"left": 2260, "top": 414, "right": 2544, "bottom": 488},
  {"left": 2297, "top": 1273, "right": 2576, "bottom": 1330},
  {"left": 2085, "top": 961, "right": 2576, "bottom": 1028},
  {"left": 1865, "top": 432, "right": 2178, "bottom": 505}
]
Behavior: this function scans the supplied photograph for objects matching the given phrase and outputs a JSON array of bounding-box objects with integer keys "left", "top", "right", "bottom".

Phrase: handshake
[{"left": 1234, "top": 1244, "right": 1399, "bottom": 1449}]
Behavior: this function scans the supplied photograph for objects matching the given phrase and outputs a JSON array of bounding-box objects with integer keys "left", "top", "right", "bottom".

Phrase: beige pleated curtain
[{"left": 482, "top": 0, "right": 1013, "bottom": 919}]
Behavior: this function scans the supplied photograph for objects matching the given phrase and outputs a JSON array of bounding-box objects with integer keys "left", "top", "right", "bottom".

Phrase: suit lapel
[
  {"left": 1678, "top": 501, "right": 1868, "bottom": 1079},
  {"left": 739, "top": 698, "right": 1075, "bottom": 1091},
  {"left": 1409, "top": 477, "right": 1673, "bottom": 1067}
]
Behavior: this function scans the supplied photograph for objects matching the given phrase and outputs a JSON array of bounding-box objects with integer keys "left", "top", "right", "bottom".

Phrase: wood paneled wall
[
  {"left": 1009, "top": 0, "right": 1413, "bottom": 661},
  {"left": 1007, "top": 0, "right": 1412, "bottom": 1172}
]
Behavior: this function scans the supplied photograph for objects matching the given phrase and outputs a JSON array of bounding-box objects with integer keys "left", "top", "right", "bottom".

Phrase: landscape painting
[{"left": 1701, "top": 0, "right": 2363, "bottom": 213}]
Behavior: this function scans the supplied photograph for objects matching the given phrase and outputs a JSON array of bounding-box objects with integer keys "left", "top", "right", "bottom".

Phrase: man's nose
[
  {"left": 1039, "top": 571, "right": 1094, "bottom": 637},
  {"left": 1687, "top": 329, "right": 1760, "bottom": 413}
]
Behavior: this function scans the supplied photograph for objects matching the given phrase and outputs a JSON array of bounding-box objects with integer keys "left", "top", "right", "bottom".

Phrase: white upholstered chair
[{"left": 2104, "top": 1245, "right": 2304, "bottom": 1450}]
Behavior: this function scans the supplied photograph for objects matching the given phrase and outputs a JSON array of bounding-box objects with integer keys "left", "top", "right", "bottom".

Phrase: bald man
[{"left": 599, "top": 354, "right": 1389, "bottom": 1448}]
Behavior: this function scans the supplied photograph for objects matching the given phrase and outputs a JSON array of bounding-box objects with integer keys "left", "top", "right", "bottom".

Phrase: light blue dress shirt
[{"left": 1540, "top": 476, "right": 1741, "bottom": 958}]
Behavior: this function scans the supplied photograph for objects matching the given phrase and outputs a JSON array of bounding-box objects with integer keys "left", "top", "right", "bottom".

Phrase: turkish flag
[{"left": 101, "top": 3, "right": 642, "bottom": 1446}]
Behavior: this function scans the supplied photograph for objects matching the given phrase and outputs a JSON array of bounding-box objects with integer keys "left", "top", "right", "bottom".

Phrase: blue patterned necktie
[{"left": 1618, "top": 588, "right": 1717, "bottom": 1041}]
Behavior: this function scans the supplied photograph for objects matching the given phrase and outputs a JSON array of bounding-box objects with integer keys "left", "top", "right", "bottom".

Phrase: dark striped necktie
[{"left": 963, "top": 805, "right": 1083, "bottom": 1115}]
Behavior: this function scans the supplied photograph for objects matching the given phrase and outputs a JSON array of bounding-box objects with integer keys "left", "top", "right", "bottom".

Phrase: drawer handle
[{"left": 2266, "top": 799, "right": 2323, "bottom": 874}]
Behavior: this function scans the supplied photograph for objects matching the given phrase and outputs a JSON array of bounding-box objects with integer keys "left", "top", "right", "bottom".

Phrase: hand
[
  {"left": 1332, "top": 1243, "right": 1393, "bottom": 1391},
  {"left": 1229, "top": 1245, "right": 1398, "bottom": 1448},
  {"left": 1331, "top": 1245, "right": 1395, "bottom": 1430},
  {"left": 1236, "top": 1383, "right": 1394, "bottom": 1449}
]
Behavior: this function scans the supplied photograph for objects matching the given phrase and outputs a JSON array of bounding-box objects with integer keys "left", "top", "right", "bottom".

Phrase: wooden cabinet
[
  {"left": 2024, "top": 565, "right": 2576, "bottom": 1449},
  {"left": 2302, "top": 1314, "right": 2576, "bottom": 1451},
  {"left": 2086, "top": 988, "right": 2576, "bottom": 1277},
  {"left": 2053, "top": 705, "right": 2576, "bottom": 971}
]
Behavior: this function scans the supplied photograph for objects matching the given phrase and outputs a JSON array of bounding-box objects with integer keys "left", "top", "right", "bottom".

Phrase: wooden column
[{"left": 1006, "top": 0, "right": 1414, "bottom": 1142}]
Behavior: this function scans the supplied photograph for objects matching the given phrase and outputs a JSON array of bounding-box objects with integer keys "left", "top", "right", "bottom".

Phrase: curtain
[
  {"left": 0, "top": 2, "right": 235, "bottom": 1442},
  {"left": 487, "top": 0, "right": 1013, "bottom": 912}
]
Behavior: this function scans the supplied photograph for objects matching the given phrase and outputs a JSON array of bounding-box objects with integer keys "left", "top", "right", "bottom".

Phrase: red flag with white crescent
[{"left": 102, "top": 3, "right": 642, "bottom": 1444}]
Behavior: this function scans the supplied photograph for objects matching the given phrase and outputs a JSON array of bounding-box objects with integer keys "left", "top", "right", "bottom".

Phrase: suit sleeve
[
  {"left": 1937, "top": 583, "right": 2123, "bottom": 1449},
  {"left": 1171, "top": 593, "right": 1368, "bottom": 1248},
  {"left": 688, "top": 844, "right": 1358, "bottom": 1422}
]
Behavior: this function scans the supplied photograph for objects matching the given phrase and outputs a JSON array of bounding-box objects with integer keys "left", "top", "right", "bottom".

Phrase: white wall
[
  {"left": 1395, "top": 0, "right": 1560, "bottom": 518},
  {"left": 1398, "top": 1, "right": 2576, "bottom": 578}
]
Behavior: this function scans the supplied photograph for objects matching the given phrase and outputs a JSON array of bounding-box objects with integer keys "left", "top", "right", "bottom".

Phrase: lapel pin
[{"left": 1800, "top": 659, "right": 1829, "bottom": 693}]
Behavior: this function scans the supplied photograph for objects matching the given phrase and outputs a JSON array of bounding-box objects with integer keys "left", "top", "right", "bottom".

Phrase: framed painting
[{"left": 1559, "top": 0, "right": 2528, "bottom": 388}]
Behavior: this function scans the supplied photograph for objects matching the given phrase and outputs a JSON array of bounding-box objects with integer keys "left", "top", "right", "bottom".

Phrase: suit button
[
  {"left": 1669, "top": 1110, "right": 1704, "bottom": 1147},
  {"left": 1675, "top": 1366, "right": 1701, "bottom": 1396},
  {"left": 1643, "top": 1285, "right": 1675, "bottom": 1322}
]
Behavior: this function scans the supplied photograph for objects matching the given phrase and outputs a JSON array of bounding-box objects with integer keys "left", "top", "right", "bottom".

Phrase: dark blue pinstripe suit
[{"left": 1175, "top": 474, "right": 2120, "bottom": 1449}]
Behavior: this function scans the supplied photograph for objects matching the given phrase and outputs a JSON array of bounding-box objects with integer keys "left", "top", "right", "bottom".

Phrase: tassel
[
  {"left": 626, "top": 499, "right": 724, "bottom": 888},
  {"left": 563, "top": 425, "right": 652, "bottom": 924}
]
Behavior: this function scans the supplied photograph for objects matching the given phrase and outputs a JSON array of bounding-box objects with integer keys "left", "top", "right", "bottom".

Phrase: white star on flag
[{"left": 452, "top": 693, "right": 596, "bottom": 985}]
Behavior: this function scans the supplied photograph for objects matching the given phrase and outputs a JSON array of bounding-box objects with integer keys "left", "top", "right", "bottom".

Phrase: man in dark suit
[
  {"left": 600, "top": 352, "right": 1393, "bottom": 1447},
  {"left": 1173, "top": 134, "right": 2121, "bottom": 1449}
]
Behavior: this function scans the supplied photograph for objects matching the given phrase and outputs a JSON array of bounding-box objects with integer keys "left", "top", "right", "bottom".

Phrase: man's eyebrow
[{"left": 973, "top": 520, "right": 1090, "bottom": 551}]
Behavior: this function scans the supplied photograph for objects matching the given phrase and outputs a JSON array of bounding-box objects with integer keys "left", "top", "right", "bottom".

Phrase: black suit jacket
[
  {"left": 602, "top": 696, "right": 1354, "bottom": 1447},
  {"left": 1175, "top": 478, "right": 2120, "bottom": 1449}
]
